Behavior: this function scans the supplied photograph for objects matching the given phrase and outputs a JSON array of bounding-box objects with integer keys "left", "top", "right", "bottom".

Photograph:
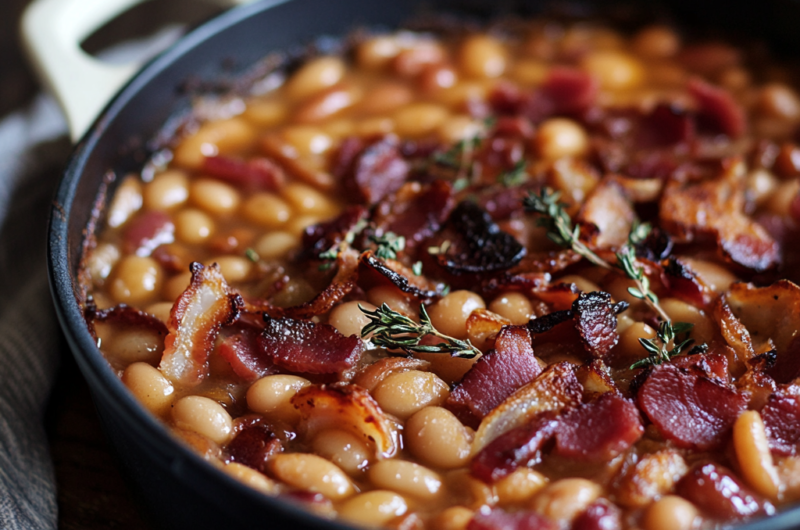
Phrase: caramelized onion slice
[
  {"left": 160, "top": 262, "right": 242, "bottom": 386},
  {"left": 471, "top": 362, "right": 582, "bottom": 454},
  {"left": 292, "top": 383, "right": 399, "bottom": 459}
]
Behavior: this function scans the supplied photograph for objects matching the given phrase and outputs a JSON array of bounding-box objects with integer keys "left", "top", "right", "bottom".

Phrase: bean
[
  {"left": 659, "top": 298, "right": 714, "bottom": 345},
  {"left": 281, "top": 182, "right": 338, "bottom": 217},
  {"left": 172, "top": 395, "right": 233, "bottom": 445},
  {"left": 643, "top": 495, "right": 699, "bottom": 530},
  {"left": 445, "top": 468, "right": 497, "bottom": 509},
  {"left": 246, "top": 374, "right": 310, "bottom": 424},
  {"left": 174, "top": 209, "right": 215, "bottom": 245},
  {"left": 530, "top": 478, "right": 602, "bottom": 523},
  {"left": 488, "top": 292, "right": 534, "bottom": 325},
  {"left": 719, "top": 67, "right": 750, "bottom": 92},
  {"left": 143, "top": 170, "right": 189, "bottom": 211},
  {"left": 618, "top": 322, "right": 657, "bottom": 365},
  {"left": 419, "top": 64, "right": 458, "bottom": 92},
  {"left": 734, "top": 410, "right": 780, "bottom": 499},
  {"left": 242, "top": 193, "right": 292, "bottom": 228},
  {"left": 328, "top": 300, "right": 376, "bottom": 338},
  {"left": 556, "top": 274, "right": 602, "bottom": 295},
  {"left": 405, "top": 406, "right": 472, "bottom": 469},
  {"left": 759, "top": 83, "right": 800, "bottom": 122},
  {"left": 428, "top": 290, "right": 485, "bottom": 340},
  {"left": 581, "top": 50, "right": 645, "bottom": 90},
  {"left": 190, "top": 179, "right": 240, "bottom": 215},
  {"left": 145, "top": 301, "right": 173, "bottom": 323},
  {"left": 269, "top": 453, "right": 354, "bottom": 500},
  {"left": 373, "top": 370, "right": 450, "bottom": 419},
  {"left": 359, "top": 82, "right": 414, "bottom": 115},
  {"left": 338, "top": 491, "right": 407, "bottom": 526},
  {"left": 356, "top": 117, "right": 395, "bottom": 137},
  {"left": 162, "top": 271, "right": 191, "bottom": 302},
  {"left": 109, "top": 256, "right": 163, "bottom": 305},
  {"left": 437, "top": 115, "right": 483, "bottom": 144},
  {"left": 253, "top": 231, "right": 298, "bottom": 260},
  {"left": 357, "top": 36, "right": 402, "bottom": 70},
  {"left": 281, "top": 126, "right": 333, "bottom": 157},
  {"left": 369, "top": 459, "right": 443, "bottom": 500},
  {"left": 678, "top": 257, "right": 737, "bottom": 293},
  {"left": 510, "top": 59, "right": 549, "bottom": 86},
  {"left": 393, "top": 103, "right": 449, "bottom": 137},
  {"left": 295, "top": 83, "right": 361, "bottom": 123},
  {"left": 432, "top": 507, "right": 474, "bottom": 530},
  {"left": 210, "top": 256, "right": 252, "bottom": 283},
  {"left": 121, "top": 362, "right": 174, "bottom": 417},
  {"left": 173, "top": 117, "right": 256, "bottom": 169},
  {"left": 367, "top": 286, "right": 416, "bottom": 319},
  {"left": 242, "top": 97, "right": 288, "bottom": 128},
  {"left": 87, "top": 242, "right": 120, "bottom": 284},
  {"left": 285, "top": 56, "right": 346, "bottom": 102},
  {"left": 393, "top": 41, "right": 446, "bottom": 77},
  {"left": 535, "top": 118, "right": 589, "bottom": 160},
  {"left": 434, "top": 81, "right": 491, "bottom": 108},
  {"left": 495, "top": 468, "right": 547, "bottom": 505},
  {"left": 312, "top": 428, "right": 371, "bottom": 475},
  {"left": 778, "top": 457, "right": 800, "bottom": 502},
  {"left": 100, "top": 325, "right": 163, "bottom": 365},
  {"left": 284, "top": 215, "right": 322, "bottom": 237},
  {"left": 107, "top": 175, "right": 143, "bottom": 228},
  {"left": 459, "top": 35, "right": 508, "bottom": 78},
  {"left": 616, "top": 450, "right": 688, "bottom": 508},
  {"left": 746, "top": 169, "right": 778, "bottom": 207},
  {"left": 413, "top": 350, "right": 478, "bottom": 386},
  {"left": 632, "top": 26, "right": 680, "bottom": 58},
  {"left": 223, "top": 462, "right": 277, "bottom": 494}
]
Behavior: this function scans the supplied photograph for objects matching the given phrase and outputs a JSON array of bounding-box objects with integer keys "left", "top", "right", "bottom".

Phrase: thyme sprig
[
  {"left": 430, "top": 117, "right": 496, "bottom": 187},
  {"left": 498, "top": 160, "right": 529, "bottom": 188},
  {"left": 369, "top": 231, "right": 406, "bottom": 261},
  {"left": 630, "top": 321, "right": 695, "bottom": 369},
  {"left": 318, "top": 218, "right": 368, "bottom": 270},
  {"left": 360, "top": 303, "right": 482, "bottom": 359}
]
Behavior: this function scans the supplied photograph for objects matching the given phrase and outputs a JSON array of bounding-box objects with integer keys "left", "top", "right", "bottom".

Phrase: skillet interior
[{"left": 47, "top": 0, "right": 800, "bottom": 528}]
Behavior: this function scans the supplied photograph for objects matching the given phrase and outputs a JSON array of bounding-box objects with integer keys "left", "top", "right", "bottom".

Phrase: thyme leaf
[
  {"left": 360, "top": 303, "right": 482, "bottom": 359},
  {"left": 497, "top": 160, "right": 528, "bottom": 188},
  {"left": 369, "top": 231, "right": 406, "bottom": 260},
  {"left": 630, "top": 321, "right": 696, "bottom": 369}
]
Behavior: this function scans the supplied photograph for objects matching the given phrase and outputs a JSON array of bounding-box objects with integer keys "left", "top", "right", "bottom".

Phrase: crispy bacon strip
[
  {"left": 292, "top": 383, "right": 399, "bottom": 458},
  {"left": 358, "top": 251, "right": 439, "bottom": 301},
  {"left": 372, "top": 180, "right": 454, "bottom": 249},
  {"left": 572, "top": 291, "right": 622, "bottom": 358},
  {"left": 217, "top": 322, "right": 274, "bottom": 382},
  {"left": 638, "top": 364, "right": 747, "bottom": 450},
  {"left": 336, "top": 135, "right": 410, "bottom": 205},
  {"left": 446, "top": 326, "right": 542, "bottom": 429},
  {"left": 352, "top": 357, "right": 431, "bottom": 392},
  {"left": 159, "top": 262, "right": 242, "bottom": 386},
  {"left": 762, "top": 389, "right": 800, "bottom": 456},
  {"left": 660, "top": 158, "right": 779, "bottom": 272},
  {"left": 688, "top": 78, "right": 746, "bottom": 139}
]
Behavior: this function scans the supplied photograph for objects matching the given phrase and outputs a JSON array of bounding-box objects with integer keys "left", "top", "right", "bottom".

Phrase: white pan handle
[{"left": 21, "top": 0, "right": 251, "bottom": 142}]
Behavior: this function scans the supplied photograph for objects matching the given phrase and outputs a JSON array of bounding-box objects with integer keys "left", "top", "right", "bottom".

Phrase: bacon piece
[
  {"left": 637, "top": 104, "right": 695, "bottom": 149},
  {"left": 292, "top": 383, "right": 399, "bottom": 458},
  {"left": 660, "top": 158, "right": 779, "bottom": 272},
  {"left": 471, "top": 411, "right": 561, "bottom": 483},
  {"left": 468, "top": 510, "right": 558, "bottom": 530},
  {"left": 352, "top": 357, "right": 431, "bottom": 392},
  {"left": 435, "top": 201, "right": 526, "bottom": 275},
  {"left": 671, "top": 348, "right": 731, "bottom": 382},
  {"left": 258, "top": 317, "right": 362, "bottom": 375},
  {"left": 358, "top": 251, "right": 439, "bottom": 302},
  {"left": 217, "top": 323, "right": 274, "bottom": 382},
  {"left": 301, "top": 205, "right": 367, "bottom": 259},
  {"left": 337, "top": 136, "right": 410, "bottom": 205},
  {"left": 472, "top": 362, "right": 582, "bottom": 453},
  {"left": 572, "top": 500, "right": 622, "bottom": 530},
  {"left": 477, "top": 186, "right": 529, "bottom": 221},
  {"left": 661, "top": 257, "right": 710, "bottom": 307},
  {"left": 638, "top": 364, "right": 747, "bottom": 450},
  {"left": 688, "top": 78, "right": 746, "bottom": 138},
  {"left": 575, "top": 360, "right": 618, "bottom": 400},
  {"left": 525, "top": 68, "right": 599, "bottom": 122},
  {"left": 554, "top": 393, "right": 643, "bottom": 462},
  {"left": 677, "top": 463, "right": 775, "bottom": 520},
  {"left": 159, "top": 263, "right": 242, "bottom": 386},
  {"left": 446, "top": 326, "right": 542, "bottom": 429},
  {"left": 202, "top": 155, "right": 285, "bottom": 190},
  {"left": 572, "top": 291, "right": 621, "bottom": 358},
  {"left": 465, "top": 309, "right": 512, "bottom": 351},
  {"left": 577, "top": 180, "right": 634, "bottom": 249},
  {"left": 122, "top": 210, "right": 174, "bottom": 256},
  {"left": 90, "top": 303, "right": 168, "bottom": 336},
  {"left": 762, "top": 390, "right": 800, "bottom": 456},
  {"left": 226, "top": 421, "right": 282, "bottom": 474},
  {"left": 372, "top": 181, "right": 454, "bottom": 249}
]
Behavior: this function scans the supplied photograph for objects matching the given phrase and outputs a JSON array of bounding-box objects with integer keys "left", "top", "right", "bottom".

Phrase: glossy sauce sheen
[{"left": 86, "top": 19, "right": 800, "bottom": 530}]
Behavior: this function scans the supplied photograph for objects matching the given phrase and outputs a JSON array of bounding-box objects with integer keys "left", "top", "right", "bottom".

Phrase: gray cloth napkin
[
  {"left": 0, "top": 23, "right": 184, "bottom": 529},
  {"left": 0, "top": 94, "right": 69, "bottom": 530}
]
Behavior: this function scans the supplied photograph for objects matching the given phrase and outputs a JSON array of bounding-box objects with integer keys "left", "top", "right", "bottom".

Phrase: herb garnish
[
  {"left": 369, "top": 231, "right": 406, "bottom": 260},
  {"left": 412, "top": 261, "right": 423, "bottom": 276},
  {"left": 524, "top": 187, "right": 702, "bottom": 368},
  {"left": 360, "top": 303, "right": 482, "bottom": 358},
  {"left": 245, "top": 248, "right": 260, "bottom": 263},
  {"left": 317, "top": 218, "right": 368, "bottom": 271},
  {"left": 497, "top": 160, "right": 528, "bottom": 188}
]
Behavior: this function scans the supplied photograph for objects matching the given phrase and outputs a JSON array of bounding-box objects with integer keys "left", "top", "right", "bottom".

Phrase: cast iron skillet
[{"left": 47, "top": 0, "right": 800, "bottom": 528}]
